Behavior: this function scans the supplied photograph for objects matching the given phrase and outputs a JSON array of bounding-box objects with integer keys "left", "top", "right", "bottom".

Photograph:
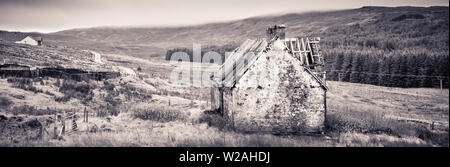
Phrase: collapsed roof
[{"left": 212, "top": 38, "right": 328, "bottom": 90}]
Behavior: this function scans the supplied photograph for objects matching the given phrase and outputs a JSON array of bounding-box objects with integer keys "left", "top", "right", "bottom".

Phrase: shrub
[
  {"left": 132, "top": 103, "right": 186, "bottom": 122},
  {"left": 416, "top": 126, "right": 449, "bottom": 147},
  {"left": 325, "top": 111, "right": 413, "bottom": 136},
  {"left": 381, "top": 40, "right": 396, "bottom": 51},
  {"left": 9, "top": 105, "right": 61, "bottom": 116},
  {"left": 56, "top": 80, "right": 96, "bottom": 102},
  {"left": 199, "top": 108, "right": 230, "bottom": 130},
  {"left": 44, "top": 90, "right": 55, "bottom": 96},
  {"left": 102, "top": 80, "right": 115, "bottom": 91},
  {"left": 119, "top": 84, "right": 152, "bottom": 101},
  {"left": 7, "top": 77, "right": 31, "bottom": 85},
  {"left": 7, "top": 77, "right": 42, "bottom": 93},
  {"left": 0, "top": 96, "right": 12, "bottom": 108},
  {"left": 54, "top": 95, "right": 71, "bottom": 102},
  {"left": 11, "top": 94, "right": 25, "bottom": 99},
  {"left": 325, "top": 110, "right": 449, "bottom": 146}
]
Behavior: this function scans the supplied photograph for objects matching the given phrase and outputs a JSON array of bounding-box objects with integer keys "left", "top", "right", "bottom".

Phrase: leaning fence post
[
  {"left": 72, "top": 117, "right": 78, "bottom": 131},
  {"left": 53, "top": 114, "right": 58, "bottom": 139},
  {"left": 83, "top": 107, "right": 86, "bottom": 122},
  {"left": 59, "top": 111, "right": 66, "bottom": 138},
  {"left": 86, "top": 108, "right": 88, "bottom": 122},
  {"left": 39, "top": 123, "right": 44, "bottom": 140}
]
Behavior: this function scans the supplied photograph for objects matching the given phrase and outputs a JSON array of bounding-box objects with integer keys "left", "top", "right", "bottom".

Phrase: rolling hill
[
  {"left": 1, "top": 6, "right": 448, "bottom": 58},
  {"left": 0, "top": 6, "right": 448, "bottom": 147},
  {"left": 1, "top": 6, "right": 448, "bottom": 88}
]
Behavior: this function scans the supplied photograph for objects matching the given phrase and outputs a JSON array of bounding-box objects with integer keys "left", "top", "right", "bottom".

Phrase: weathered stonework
[{"left": 212, "top": 38, "right": 327, "bottom": 134}]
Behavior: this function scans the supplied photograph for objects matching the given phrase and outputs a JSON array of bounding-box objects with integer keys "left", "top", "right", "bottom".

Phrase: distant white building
[{"left": 15, "top": 36, "right": 43, "bottom": 46}]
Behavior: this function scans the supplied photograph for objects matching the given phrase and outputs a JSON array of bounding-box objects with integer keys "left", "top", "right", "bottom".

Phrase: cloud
[{"left": 0, "top": 0, "right": 448, "bottom": 33}]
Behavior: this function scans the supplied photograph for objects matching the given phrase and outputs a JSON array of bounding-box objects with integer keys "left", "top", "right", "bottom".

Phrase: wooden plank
[
  {"left": 301, "top": 38, "right": 309, "bottom": 66},
  {"left": 221, "top": 39, "right": 255, "bottom": 82},
  {"left": 233, "top": 41, "right": 266, "bottom": 80},
  {"left": 289, "top": 41, "right": 294, "bottom": 51},
  {"left": 295, "top": 38, "right": 303, "bottom": 64},
  {"left": 210, "top": 87, "right": 215, "bottom": 109},
  {"left": 230, "top": 40, "right": 267, "bottom": 85},
  {"left": 221, "top": 39, "right": 268, "bottom": 86},
  {"left": 284, "top": 41, "right": 289, "bottom": 50},
  {"left": 306, "top": 38, "right": 314, "bottom": 64}
]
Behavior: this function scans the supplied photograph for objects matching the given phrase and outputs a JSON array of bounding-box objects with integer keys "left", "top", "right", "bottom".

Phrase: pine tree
[
  {"left": 438, "top": 55, "right": 449, "bottom": 88},
  {"left": 406, "top": 54, "right": 420, "bottom": 87},
  {"left": 366, "top": 54, "right": 380, "bottom": 85},
  {"left": 329, "top": 51, "right": 344, "bottom": 81},
  {"left": 340, "top": 49, "right": 353, "bottom": 82},
  {"left": 419, "top": 56, "right": 435, "bottom": 87},
  {"left": 349, "top": 53, "right": 362, "bottom": 83},
  {"left": 378, "top": 56, "right": 392, "bottom": 87}
]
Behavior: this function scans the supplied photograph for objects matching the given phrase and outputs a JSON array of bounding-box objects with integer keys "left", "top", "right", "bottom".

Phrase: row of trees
[
  {"left": 323, "top": 47, "right": 448, "bottom": 88},
  {"left": 319, "top": 10, "right": 448, "bottom": 88},
  {"left": 166, "top": 43, "right": 449, "bottom": 88},
  {"left": 165, "top": 44, "right": 237, "bottom": 64},
  {"left": 165, "top": 9, "right": 449, "bottom": 88}
]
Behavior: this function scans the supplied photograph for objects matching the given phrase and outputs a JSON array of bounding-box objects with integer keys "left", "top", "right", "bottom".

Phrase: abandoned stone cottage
[
  {"left": 15, "top": 36, "right": 43, "bottom": 46},
  {"left": 210, "top": 25, "right": 328, "bottom": 134}
]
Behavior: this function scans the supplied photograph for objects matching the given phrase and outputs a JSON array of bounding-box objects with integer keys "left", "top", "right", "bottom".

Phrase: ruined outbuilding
[
  {"left": 15, "top": 36, "right": 43, "bottom": 46},
  {"left": 210, "top": 25, "right": 327, "bottom": 134}
]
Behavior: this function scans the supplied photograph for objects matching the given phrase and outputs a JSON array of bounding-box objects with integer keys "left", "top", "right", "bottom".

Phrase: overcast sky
[{"left": 0, "top": 0, "right": 448, "bottom": 33}]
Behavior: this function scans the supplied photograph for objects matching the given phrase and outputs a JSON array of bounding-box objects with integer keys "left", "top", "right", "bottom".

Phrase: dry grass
[
  {"left": 327, "top": 81, "right": 449, "bottom": 123},
  {"left": 7, "top": 77, "right": 43, "bottom": 94},
  {"left": 1, "top": 70, "right": 448, "bottom": 147},
  {"left": 1, "top": 117, "right": 434, "bottom": 147},
  {"left": 325, "top": 81, "right": 449, "bottom": 146},
  {"left": 336, "top": 132, "right": 430, "bottom": 147},
  {"left": 131, "top": 103, "right": 187, "bottom": 122}
]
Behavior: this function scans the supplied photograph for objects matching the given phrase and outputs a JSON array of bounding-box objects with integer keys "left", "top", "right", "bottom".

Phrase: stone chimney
[{"left": 266, "top": 24, "right": 286, "bottom": 40}]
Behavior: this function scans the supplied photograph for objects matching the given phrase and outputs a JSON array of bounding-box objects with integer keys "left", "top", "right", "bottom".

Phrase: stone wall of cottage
[{"left": 222, "top": 47, "right": 326, "bottom": 133}]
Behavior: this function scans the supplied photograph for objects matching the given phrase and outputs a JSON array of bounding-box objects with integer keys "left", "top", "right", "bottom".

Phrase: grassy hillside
[
  {"left": 1, "top": 6, "right": 448, "bottom": 147},
  {"left": 0, "top": 42, "right": 116, "bottom": 71},
  {"left": 0, "top": 6, "right": 448, "bottom": 88},
  {"left": 2, "top": 7, "right": 446, "bottom": 58},
  {"left": 46, "top": 6, "right": 448, "bottom": 54},
  {"left": 1, "top": 80, "right": 447, "bottom": 147},
  {"left": 23, "top": 6, "right": 445, "bottom": 88}
]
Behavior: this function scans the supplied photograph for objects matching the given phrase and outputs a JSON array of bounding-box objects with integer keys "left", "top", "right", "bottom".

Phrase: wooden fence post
[
  {"left": 39, "top": 124, "right": 44, "bottom": 140},
  {"left": 72, "top": 118, "right": 78, "bottom": 131},
  {"left": 206, "top": 93, "right": 209, "bottom": 109},
  {"left": 53, "top": 114, "right": 58, "bottom": 139},
  {"left": 210, "top": 87, "right": 215, "bottom": 110},
  {"left": 58, "top": 111, "right": 66, "bottom": 138},
  {"left": 84, "top": 107, "right": 88, "bottom": 123}
]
